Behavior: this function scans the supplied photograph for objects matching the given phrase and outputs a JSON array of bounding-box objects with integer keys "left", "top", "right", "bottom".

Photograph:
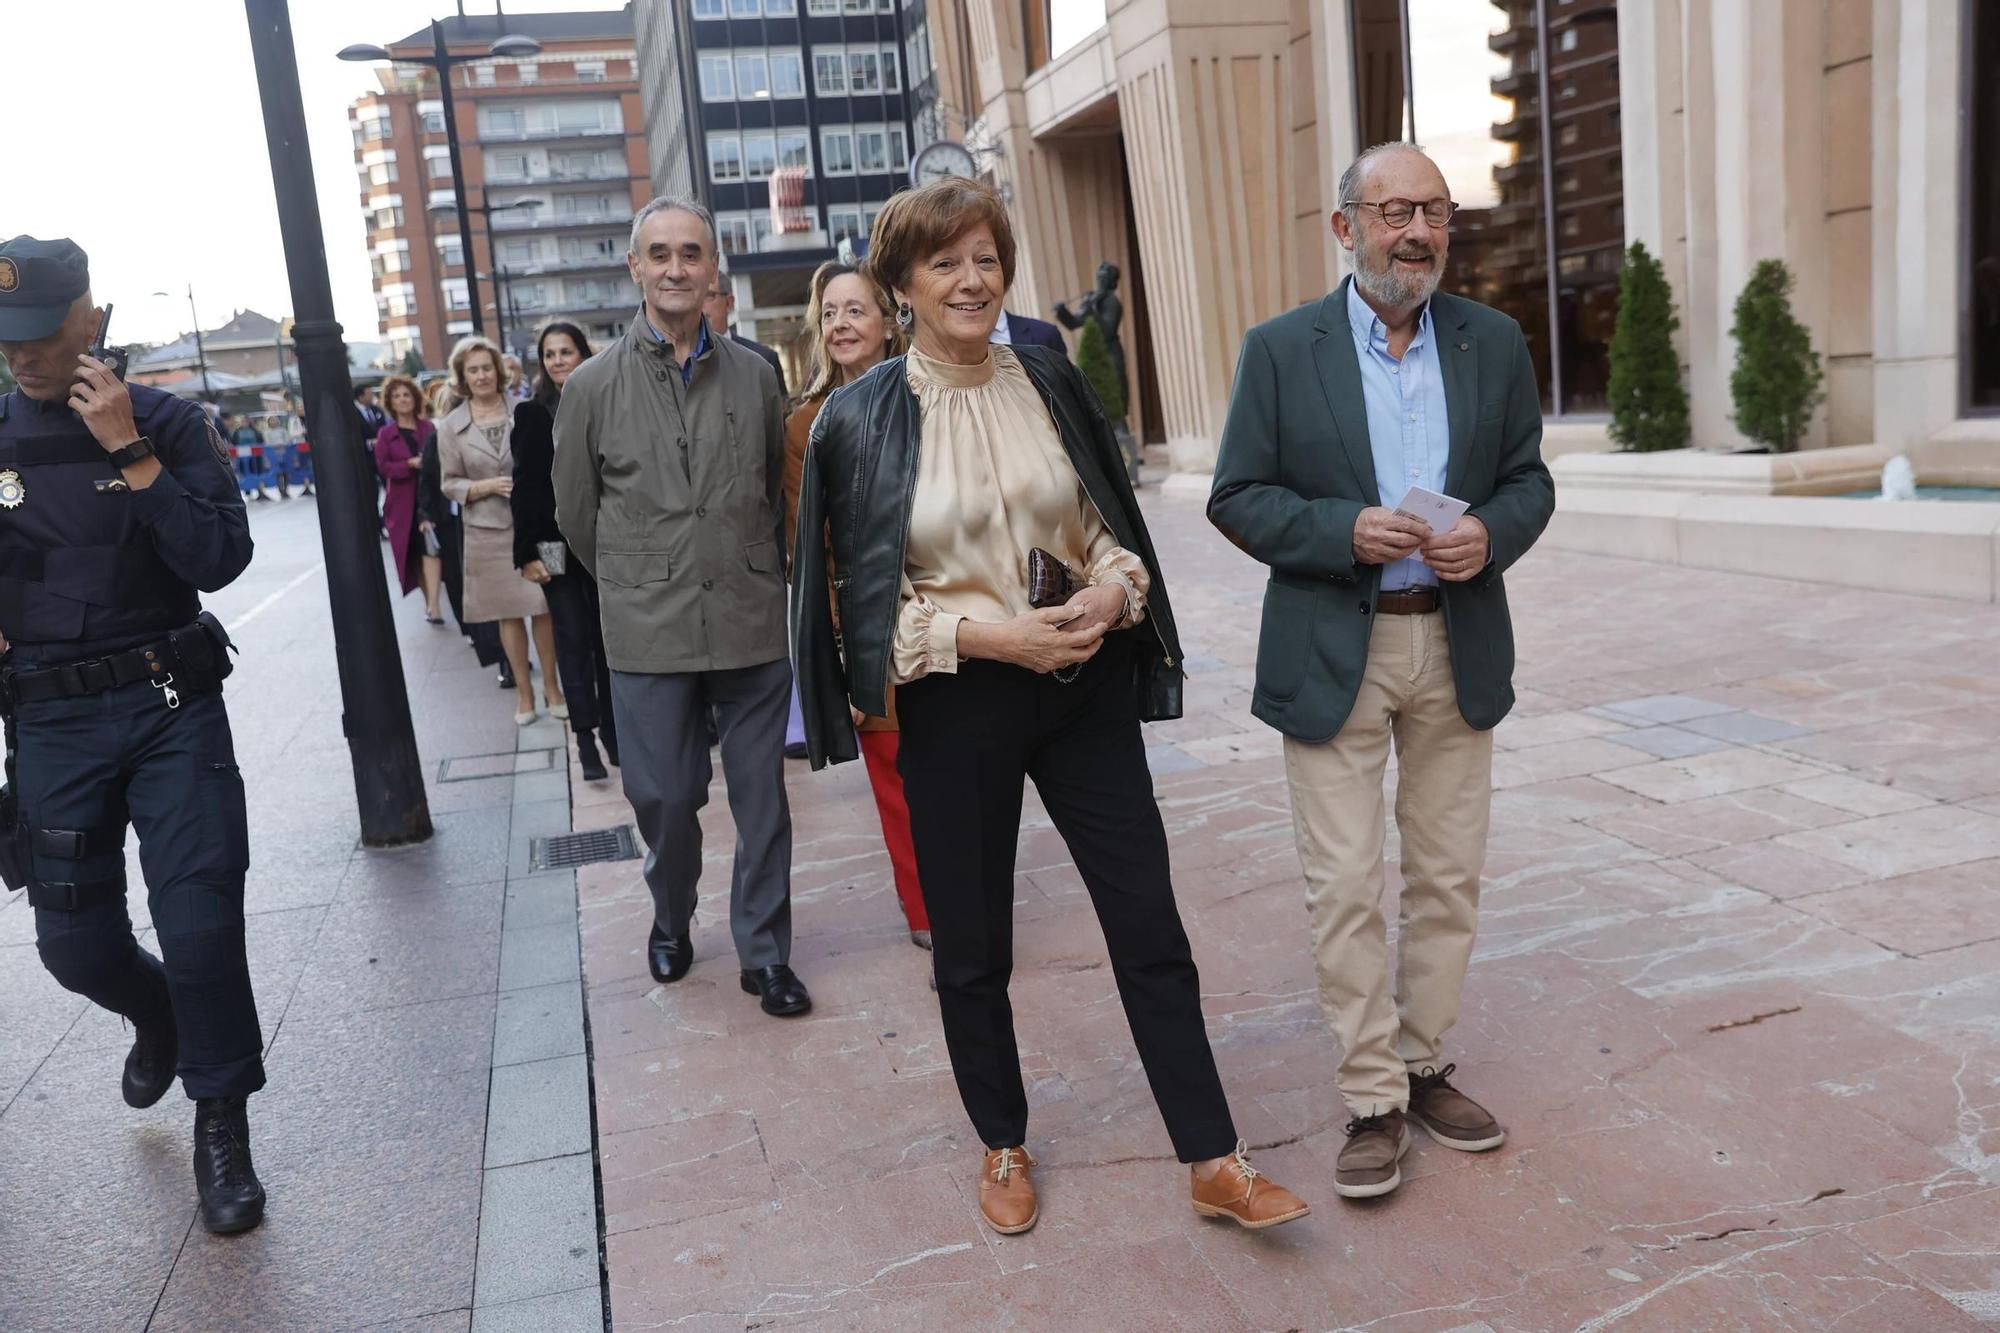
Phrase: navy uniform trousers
[{"left": 22, "top": 679, "right": 264, "bottom": 1100}]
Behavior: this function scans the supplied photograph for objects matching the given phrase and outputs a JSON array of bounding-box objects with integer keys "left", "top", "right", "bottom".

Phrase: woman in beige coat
[{"left": 438, "top": 336, "right": 564, "bottom": 725}]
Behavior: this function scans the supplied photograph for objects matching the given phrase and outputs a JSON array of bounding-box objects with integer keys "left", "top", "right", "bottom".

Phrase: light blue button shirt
[{"left": 1348, "top": 282, "right": 1450, "bottom": 591}]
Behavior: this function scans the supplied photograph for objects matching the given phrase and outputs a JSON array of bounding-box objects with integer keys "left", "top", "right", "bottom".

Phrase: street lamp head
[
  {"left": 337, "top": 42, "right": 393, "bottom": 62},
  {"left": 488, "top": 35, "right": 542, "bottom": 59}
]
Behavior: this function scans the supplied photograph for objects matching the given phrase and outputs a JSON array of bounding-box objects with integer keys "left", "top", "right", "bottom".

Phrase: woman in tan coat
[{"left": 438, "top": 336, "right": 563, "bottom": 724}]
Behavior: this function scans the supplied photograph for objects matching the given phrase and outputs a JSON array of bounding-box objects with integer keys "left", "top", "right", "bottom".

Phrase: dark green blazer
[{"left": 1207, "top": 278, "right": 1555, "bottom": 742}]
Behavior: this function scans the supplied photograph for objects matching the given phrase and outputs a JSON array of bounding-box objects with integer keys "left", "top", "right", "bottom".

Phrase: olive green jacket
[
  {"left": 553, "top": 310, "right": 789, "bottom": 674},
  {"left": 1207, "top": 279, "right": 1555, "bottom": 741}
]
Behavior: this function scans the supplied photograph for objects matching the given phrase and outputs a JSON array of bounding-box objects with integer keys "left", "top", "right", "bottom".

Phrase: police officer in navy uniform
[{"left": 0, "top": 237, "right": 266, "bottom": 1235}]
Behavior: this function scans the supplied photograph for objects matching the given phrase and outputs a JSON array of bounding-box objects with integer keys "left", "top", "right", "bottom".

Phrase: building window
[
  {"left": 518, "top": 63, "right": 538, "bottom": 85},
  {"left": 436, "top": 237, "right": 464, "bottom": 268},
  {"left": 770, "top": 51, "right": 805, "bottom": 98},
  {"left": 692, "top": 0, "right": 724, "bottom": 17},
  {"left": 743, "top": 134, "right": 778, "bottom": 181},
  {"left": 424, "top": 144, "right": 454, "bottom": 181},
  {"left": 1368, "top": 0, "right": 1625, "bottom": 414},
  {"left": 709, "top": 135, "right": 744, "bottom": 183},
  {"left": 575, "top": 61, "right": 606, "bottom": 83},
  {"left": 848, "top": 49, "right": 881, "bottom": 93},
  {"left": 715, "top": 212, "right": 753, "bottom": 254},
  {"left": 807, "top": 0, "right": 840, "bottom": 12},
  {"left": 474, "top": 64, "right": 496, "bottom": 87},
  {"left": 419, "top": 104, "right": 446, "bottom": 134},
  {"left": 751, "top": 214, "right": 776, "bottom": 251},
  {"left": 366, "top": 161, "right": 399, "bottom": 187},
  {"left": 814, "top": 51, "right": 846, "bottom": 97},
  {"left": 766, "top": 0, "right": 797, "bottom": 13},
  {"left": 735, "top": 53, "right": 770, "bottom": 100},
  {"left": 776, "top": 131, "right": 811, "bottom": 173},
  {"left": 821, "top": 129, "right": 854, "bottom": 174},
  {"left": 699, "top": 55, "right": 734, "bottom": 100},
  {"left": 488, "top": 151, "right": 531, "bottom": 182},
  {"left": 1972, "top": 0, "right": 2000, "bottom": 410},
  {"left": 828, "top": 207, "right": 863, "bottom": 245},
  {"left": 729, "top": 0, "right": 761, "bottom": 13},
  {"left": 481, "top": 106, "right": 526, "bottom": 136}
]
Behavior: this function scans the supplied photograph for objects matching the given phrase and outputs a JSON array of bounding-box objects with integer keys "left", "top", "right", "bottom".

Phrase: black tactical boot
[
  {"left": 193, "top": 1097, "right": 266, "bottom": 1235},
  {"left": 122, "top": 1018, "right": 178, "bottom": 1109}
]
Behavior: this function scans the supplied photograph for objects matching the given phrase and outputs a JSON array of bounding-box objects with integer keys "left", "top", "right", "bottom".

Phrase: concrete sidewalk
[
  {"left": 578, "top": 490, "right": 2000, "bottom": 1331},
  {"left": 0, "top": 500, "right": 603, "bottom": 1331}
]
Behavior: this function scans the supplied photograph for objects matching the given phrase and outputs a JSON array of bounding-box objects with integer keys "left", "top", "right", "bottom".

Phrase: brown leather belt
[{"left": 1376, "top": 587, "right": 1440, "bottom": 615}]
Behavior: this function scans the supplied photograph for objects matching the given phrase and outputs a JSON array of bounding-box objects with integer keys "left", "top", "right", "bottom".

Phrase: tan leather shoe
[
  {"left": 978, "top": 1146, "right": 1038, "bottom": 1235},
  {"left": 1408, "top": 1064, "right": 1506, "bottom": 1152},
  {"left": 1335, "top": 1111, "right": 1410, "bottom": 1199},
  {"left": 1190, "top": 1140, "right": 1310, "bottom": 1229}
]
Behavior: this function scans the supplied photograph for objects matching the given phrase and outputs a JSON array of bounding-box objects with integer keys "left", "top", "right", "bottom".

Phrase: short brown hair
[
  {"left": 380, "top": 374, "right": 425, "bottom": 422},
  {"left": 865, "top": 177, "right": 1016, "bottom": 299}
]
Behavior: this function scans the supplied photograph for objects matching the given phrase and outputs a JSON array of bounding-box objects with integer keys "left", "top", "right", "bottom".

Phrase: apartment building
[
  {"left": 347, "top": 6, "right": 651, "bottom": 370},
  {"left": 630, "top": 0, "right": 944, "bottom": 365}
]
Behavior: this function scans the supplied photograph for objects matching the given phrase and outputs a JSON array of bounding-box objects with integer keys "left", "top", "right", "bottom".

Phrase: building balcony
[
  {"left": 475, "top": 125, "right": 625, "bottom": 144},
  {"left": 1493, "top": 116, "right": 1533, "bottom": 143},
  {"left": 1491, "top": 67, "right": 1535, "bottom": 97},
  {"left": 484, "top": 166, "right": 632, "bottom": 188},
  {"left": 1488, "top": 26, "right": 1531, "bottom": 54},
  {"left": 1493, "top": 154, "right": 1539, "bottom": 184},
  {"left": 491, "top": 209, "right": 634, "bottom": 232}
]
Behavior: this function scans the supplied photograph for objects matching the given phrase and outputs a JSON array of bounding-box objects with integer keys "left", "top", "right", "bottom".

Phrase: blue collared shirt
[
  {"left": 645, "top": 312, "right": 711, "bottom": 386},
  {"left": 1348, "top": 282, "right": 1450, "bottom": 591}
]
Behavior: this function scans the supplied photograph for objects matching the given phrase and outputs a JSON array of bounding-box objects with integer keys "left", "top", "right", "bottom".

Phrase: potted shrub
[
  {"left": 1606, "top": 241, "right": 1690, "bottom": 453},
  {"left": 1729, "top": 258, "right": 1824, "bottom": 453}
]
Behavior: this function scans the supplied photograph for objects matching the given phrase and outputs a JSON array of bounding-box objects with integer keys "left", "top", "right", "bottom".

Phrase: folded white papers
[{"left": 1392, "top": 485, "right": 1470, "bottom": 534}]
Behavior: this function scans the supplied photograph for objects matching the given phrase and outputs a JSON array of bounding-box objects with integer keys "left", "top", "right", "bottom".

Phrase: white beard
[{"left": 1354, "top": 251, "right": 1443, "bottom": 309}]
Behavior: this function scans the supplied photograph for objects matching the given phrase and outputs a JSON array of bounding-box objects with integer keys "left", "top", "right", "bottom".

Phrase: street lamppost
[
  {"left": 243, "top": 0, "right": 432, "bottom": 847},
  {"left": 431, "top": 195, "right": 540, "bottom": 354},
  {"left": 338, "top": 19, "right": 542, "bottom": 341},
  {"left": 155, "top": 285, "right": 213, "bottom": 399}
]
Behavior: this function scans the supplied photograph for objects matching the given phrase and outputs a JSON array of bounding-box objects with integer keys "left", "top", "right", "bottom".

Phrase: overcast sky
[{"left": 3, "top": 0, "right": 627, "bottom": 349}]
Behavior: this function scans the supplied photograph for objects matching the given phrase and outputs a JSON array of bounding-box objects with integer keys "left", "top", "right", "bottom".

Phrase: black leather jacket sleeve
[{"left": 791, "top": 405, "right": 859, "bottom": 770}]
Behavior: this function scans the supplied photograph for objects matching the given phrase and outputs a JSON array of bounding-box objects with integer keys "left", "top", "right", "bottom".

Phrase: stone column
[
  {"left": 1871, "top": 0, "right": 1965, "bottom": 450},
  {"left": 1106, "top": 0, "right": 1296, "bottom": 474}
]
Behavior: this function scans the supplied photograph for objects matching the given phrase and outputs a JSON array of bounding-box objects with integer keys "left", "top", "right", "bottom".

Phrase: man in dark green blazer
[{"left": 1208, "top": 143, "right": 1554, "bottom": 1203}]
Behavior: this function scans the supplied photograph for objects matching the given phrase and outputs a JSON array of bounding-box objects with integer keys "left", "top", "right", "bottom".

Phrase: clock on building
[{"left": 910, "top": 140, "right": 978, "bottom": 189}]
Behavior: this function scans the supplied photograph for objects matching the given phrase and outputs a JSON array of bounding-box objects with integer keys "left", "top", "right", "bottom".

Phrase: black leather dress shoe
[
  {"left": 193, "top": 1096, "right": 266, "bottom": 1235},
  {"left": 740, "top": 964, "right": 812, "bottom": 1017},
  {"left": 648, "top": 925, "right": 693, "bottom": 983},
  {"left": 123, "top": 1018, "right": 178, "bottom": 1109}
]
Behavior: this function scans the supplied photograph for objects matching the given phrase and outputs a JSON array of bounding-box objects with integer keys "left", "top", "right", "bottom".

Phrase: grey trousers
[{"left": 610, "top": 657, "right": 795, "bottom": 968}]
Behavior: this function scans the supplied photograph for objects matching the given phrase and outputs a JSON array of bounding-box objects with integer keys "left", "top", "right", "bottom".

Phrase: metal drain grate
[{"left": 531, "top": 825, "right": 641, "bottom": 872}]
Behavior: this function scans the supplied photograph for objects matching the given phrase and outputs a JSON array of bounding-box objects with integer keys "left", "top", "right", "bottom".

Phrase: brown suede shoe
[
  {"left": 1335, "top": 1111, "right": 1410, "bottom": 1199},
  {"left": 1190, "top": 1140, "right": 1311, "bottom": 1230},
  {"left": 978, "top": 1146, "right": 1038, "bottom": 1235},
  {"left": 1408, "top": 1064, "right": 1506, "bottom": 1152}
]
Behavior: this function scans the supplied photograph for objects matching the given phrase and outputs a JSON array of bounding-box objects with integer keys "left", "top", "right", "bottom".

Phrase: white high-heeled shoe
[
  {"left": 515, "top": 708, "right": 537, "bottom": 726},
  {"left": 548, "top": 700, "right": 570, "bottom": 721}
]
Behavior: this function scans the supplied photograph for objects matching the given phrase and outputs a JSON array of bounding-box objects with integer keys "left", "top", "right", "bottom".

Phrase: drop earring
[{"left": 896, "top": 303, "right": 914, "bottom": 330}]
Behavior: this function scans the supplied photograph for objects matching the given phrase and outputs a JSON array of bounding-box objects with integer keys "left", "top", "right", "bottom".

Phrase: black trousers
[
  {"left": 895, "top": 639, "right": 1236, "bottom": 1163},
  {"left": 22, "top": 682, "right": 265, "bottom": 1100},
  {"left": 543, "top": 567, "right": 614, "bottom": 738}
]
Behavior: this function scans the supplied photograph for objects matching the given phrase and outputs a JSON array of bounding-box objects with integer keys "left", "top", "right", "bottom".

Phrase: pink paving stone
[
  {"left": 1583, "top": 787, "right": 1856, "bottom": 859},
  {"left": 1776, "top": 804, "right": 2000, "bottom": 879},
  {"left": 1788, "top": 858, "right": 2000, "bottom": 956},
  {"left": 1686, "top": 839, "right": 1875, "bottom": 900}
]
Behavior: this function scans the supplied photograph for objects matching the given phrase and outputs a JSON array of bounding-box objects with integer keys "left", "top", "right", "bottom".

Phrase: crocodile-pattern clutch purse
[{"left": 1026, "top": 547, "right": 1079, "bottom": 609}]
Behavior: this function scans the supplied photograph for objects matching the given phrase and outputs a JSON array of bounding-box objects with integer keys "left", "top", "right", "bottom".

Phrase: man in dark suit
[
  {"left": 1208, "top": 142, "right": 1554, "bottom": 1204},
  {"left": 992, "top": 308, "right": 1066, "bottom": 352},
  {"left": 702, "top": 269, "right": 786, "bottom": 394}
]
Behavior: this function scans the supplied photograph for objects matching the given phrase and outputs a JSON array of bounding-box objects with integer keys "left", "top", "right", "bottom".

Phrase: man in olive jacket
[
  {"left": 1208, "top": 143, "right": 1553, "bottom": 1201},
  {"left": 554, "top": 196, "right": 810, "bottom": 1018}
]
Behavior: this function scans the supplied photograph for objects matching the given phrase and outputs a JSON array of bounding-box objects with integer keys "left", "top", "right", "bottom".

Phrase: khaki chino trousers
[{"left": 1282, "top": 610, "right": 1493, "bottom": 1117}]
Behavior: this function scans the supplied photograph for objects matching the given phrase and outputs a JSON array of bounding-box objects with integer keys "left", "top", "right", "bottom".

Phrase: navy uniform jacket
[{"left": 0, "top": 384, "right": 253, "bottom": 664}]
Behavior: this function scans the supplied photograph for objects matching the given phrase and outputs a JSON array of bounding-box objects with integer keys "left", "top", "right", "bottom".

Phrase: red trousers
[{"left": 858, "top": 730, "right": 929, "bottom": 932}]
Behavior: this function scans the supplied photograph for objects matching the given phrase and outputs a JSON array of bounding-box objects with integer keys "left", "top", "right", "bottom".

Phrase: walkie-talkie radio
[{"left": 85, "top": 301, "right": 128, "bottom": 380}]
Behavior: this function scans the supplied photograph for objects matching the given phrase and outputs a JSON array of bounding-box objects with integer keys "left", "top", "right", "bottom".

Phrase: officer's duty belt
[{"left": 10, "top": 642, "right": 178, "bottom": 705}]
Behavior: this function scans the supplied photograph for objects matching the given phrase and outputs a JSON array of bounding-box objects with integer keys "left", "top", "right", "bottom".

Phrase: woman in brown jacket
[{"left": 783, "top": 261, "right": 928, "bottom": 948}]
